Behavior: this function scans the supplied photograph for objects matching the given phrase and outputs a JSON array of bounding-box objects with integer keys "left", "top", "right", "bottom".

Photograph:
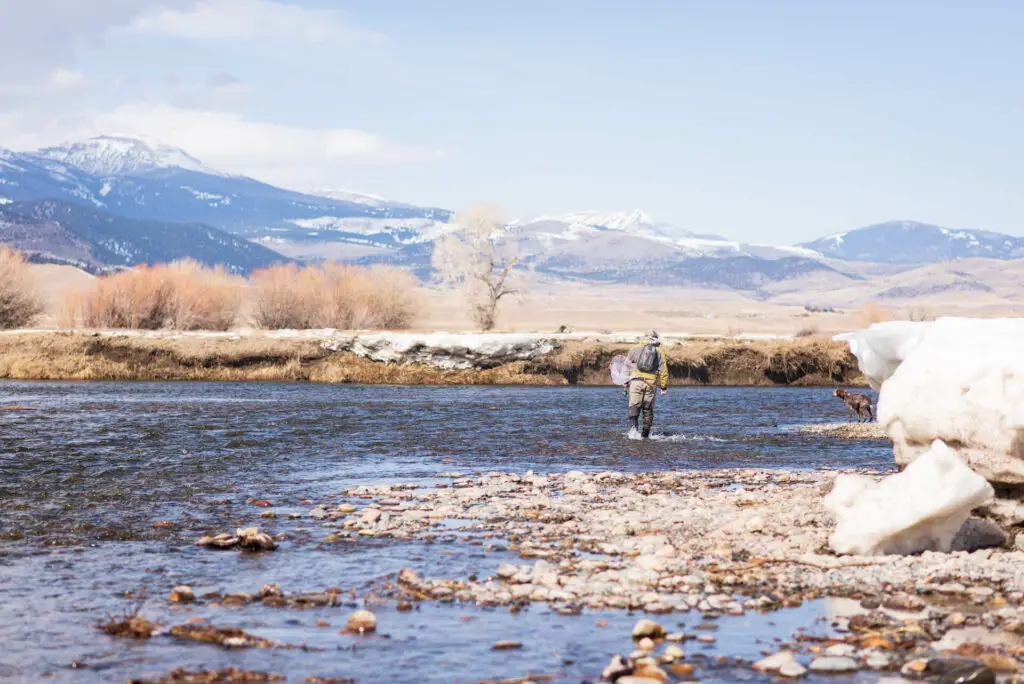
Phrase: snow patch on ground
[{"left": 322, "top": 333, "right": 559, "bottom": 370}]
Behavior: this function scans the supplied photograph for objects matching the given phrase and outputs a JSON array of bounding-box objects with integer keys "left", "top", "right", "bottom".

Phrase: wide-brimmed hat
[{"left": 645, "top": 330, "right": 661, "bottom": 345}]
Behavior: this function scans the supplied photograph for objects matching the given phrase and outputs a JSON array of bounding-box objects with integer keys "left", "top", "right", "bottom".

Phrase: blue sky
[{"left": 2, "top": 0, "right": 1023, "bottom": 242}]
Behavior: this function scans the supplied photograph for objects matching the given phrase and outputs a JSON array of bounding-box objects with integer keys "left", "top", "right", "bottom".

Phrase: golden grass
[
  {"left": 858, "top": 301, "right": 892, "bottom": 327},
  {"left": 0, "top": 334, "right": 863, "bottom": 386},
  {"left": 0, "top": 247, "right": 44, "bottom": 328},
  {"left": 531, "top": 338, "right": 861, "bottom": 386},
  {"left": 249, "top": 263, "right": 421, "bottom": 330},
  {"left": 60, "top": 260, "right": 245, "bottom": 331}
]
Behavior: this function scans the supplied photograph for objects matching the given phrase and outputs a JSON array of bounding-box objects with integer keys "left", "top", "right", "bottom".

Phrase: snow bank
[
  {"left": 321, "top": 333, "right": 559, "bottom": 370},
  {"left": 832, "top": 321, "right": 932, "bottom": 391},
  {"left": 836, "top": 317, "right": 1024, "bottom": 487},
  {"left": 825, "top": 440, "right": 994, "bottom": 555}
]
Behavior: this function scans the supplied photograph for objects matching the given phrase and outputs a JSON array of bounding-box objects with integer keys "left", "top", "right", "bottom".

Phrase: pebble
[
  {"left": 824, "top": 643, "right": 856, "bottom": 658},
  {"left": 754, "top": 651, "right": 797, "bottom": 673},
  {"left": 345, "top": 610, "right": 377, "bottom": 634},
  {"left": 778, "top": 661, "right": 808, "bottom": 679},
  {"left": 637, "top": 637, "right": 655, "bottom": 652},
  {"left": 937, "top": 664, "right": 996, "bottom": 684},
  {"left": 309, "top": 506, "right": 328, "bottom": 520},
  {"left": 662, "top": 644, "right": 685, "bottom": 663},
  {"left": 337, "top": 503, "right": 356, "bottom": 513},
  {"left": 632, "top": 619, "right": 666, "bottom": 640},
  {"left": 491, "top": 641, "right": 523, "bottom": 650},
  {"left": 169, "top": 585, "right": 195, "bottom": 603},
  {"left": 809, "top": 656, "right": 858, "bottom": 674}
]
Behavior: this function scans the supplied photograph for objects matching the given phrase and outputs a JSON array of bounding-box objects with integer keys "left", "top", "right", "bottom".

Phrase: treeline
[{"left": 0, "top": 247, "right": 421, "bottom": 331}]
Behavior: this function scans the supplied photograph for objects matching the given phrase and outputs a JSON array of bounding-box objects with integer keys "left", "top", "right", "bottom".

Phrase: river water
[{"left": 0, "top": 382, "right": 892, "bottom": 683}]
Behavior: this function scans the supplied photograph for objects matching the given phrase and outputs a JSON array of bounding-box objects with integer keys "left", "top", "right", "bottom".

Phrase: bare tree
[{"left": 431, "top": 204, "right": 521, "bottom": 331}]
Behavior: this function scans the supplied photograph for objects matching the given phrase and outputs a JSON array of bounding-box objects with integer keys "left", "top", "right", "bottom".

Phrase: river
[{"left": 0, "top": 382, "right": 892, "bottom": 683}]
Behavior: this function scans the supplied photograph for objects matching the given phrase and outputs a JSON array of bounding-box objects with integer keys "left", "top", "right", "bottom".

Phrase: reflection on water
[{"left": 0, "top": 382, "right": 890, "bottom": 682}]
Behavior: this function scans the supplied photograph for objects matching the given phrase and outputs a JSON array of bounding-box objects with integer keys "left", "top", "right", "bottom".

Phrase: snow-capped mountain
[
  {"left": 2, "top": 135, "right": 1022, "bottom": 294},
  {"left": 35, "top": 136, "right": 220, "bottom": 177},
  {"left": 799, "top": 221, "right": 1024, "bottom": 264},
  {"left": 0, "top": 198, "right": 284, "bottom": 274},
  {"left": 0, "top": 137, "right": 449, "bottom": 242}
]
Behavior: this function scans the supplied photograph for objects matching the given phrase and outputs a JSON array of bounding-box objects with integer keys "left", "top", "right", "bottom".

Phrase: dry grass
[
  {"left": 530, "top": 338, "right": 862, "bottom": 386},
  {"left": 0, "top": 334, "right": 864, "bottom": 386},
  {"left": 0, "top": 247, "right": 44, "bottom": 328},
  {"left": 858, "top": 301, "right": 892, "bottom": 327},
  {"left": 60, "top": 261, "right": 245, "bottom": 331},
  {"left": 250, "top": 263, "right": 421, "bottom": 330}
]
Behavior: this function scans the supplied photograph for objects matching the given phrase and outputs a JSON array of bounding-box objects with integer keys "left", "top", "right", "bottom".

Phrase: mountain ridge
[{"left": 2, "top": 136, "right": 1023, "bottom": 291}]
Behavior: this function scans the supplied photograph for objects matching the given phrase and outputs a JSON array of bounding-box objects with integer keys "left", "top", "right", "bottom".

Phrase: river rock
[
  {"left": 309, "top": 506, "right": 328, "bottom": 520},
  {"left": 236, "top": 527, "right": 277, "bottom": 552},
  {"left": 346, "top": 610, "right": 377, "bottom": 634},
  {"left": 632, "top": 619, "right": 666, "bottom": 640},
  {"left": 601, "top": 655, "right": 632, "bottom": 681},
  {"left": 169, "top": 586, "right": 195, "bottom": 603},
  {"left": 937, "top": 664, "right": 997, "bottom": 684},
  {"left": 950, "top": 518, "right": 1009, "bottom": 552},
  {"left": 754, "top": 651, "right": 798, "bottom": 672},
  {"left": 809, "top": 656, "right": 858, "bottom": 674},
  {"left": 491, "top": 640, "right": 522, "bottom": 650},
  {"left": 779, "top": 661, "right": 808, "bottom": 678}
]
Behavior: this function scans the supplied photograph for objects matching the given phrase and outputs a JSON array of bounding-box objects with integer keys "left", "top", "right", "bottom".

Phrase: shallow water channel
[{"left": 0, "top": 382, "right": 894, "bottom": 683}]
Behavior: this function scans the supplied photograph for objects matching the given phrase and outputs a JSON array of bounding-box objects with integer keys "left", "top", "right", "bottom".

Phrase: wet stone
[
  {"left": 491, "top": 640, "right": 523, "bottom": 650},
  {"left": 809, "top": 656, "right": 858, "bottom": 674},
  {"left": 937, "top": 664, "right": 997, "bottom": 684},
  {"left": 779, "top": 661, "right": 808, "bottom": 679},
  {"left": 632, "top": 619, "right": 666, "bottom": 640},
  {"left": 344, "top": 610, "right": 376, "bottom": 634}
]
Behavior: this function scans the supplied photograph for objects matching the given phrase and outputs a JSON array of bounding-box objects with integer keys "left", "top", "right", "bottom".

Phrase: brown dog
[{"left": 833, "top": 388, "right": 874, "bottom": 423}]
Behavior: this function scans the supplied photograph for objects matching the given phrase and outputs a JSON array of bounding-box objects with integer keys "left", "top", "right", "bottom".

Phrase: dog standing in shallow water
[{"left": 833, "top": 388, "right": 874, "bottom": 423}]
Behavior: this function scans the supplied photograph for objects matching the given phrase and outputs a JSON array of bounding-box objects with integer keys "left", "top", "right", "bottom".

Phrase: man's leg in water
[
  {"left": 627, "top": 382, "right": 643, "bottom": 433},
  {"left": 641, "top": 387, "right": 656, "bottom": 438}
]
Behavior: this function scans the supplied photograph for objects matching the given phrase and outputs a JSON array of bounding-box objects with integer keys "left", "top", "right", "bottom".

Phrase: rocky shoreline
[{"left": 167, "top": 468, "right": 1024, "bottom": 682}]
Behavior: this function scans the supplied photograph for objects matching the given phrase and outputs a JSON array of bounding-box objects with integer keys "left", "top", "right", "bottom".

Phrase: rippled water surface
[{"left": 0, "top": 382, "right": 892, "bottom": 683}]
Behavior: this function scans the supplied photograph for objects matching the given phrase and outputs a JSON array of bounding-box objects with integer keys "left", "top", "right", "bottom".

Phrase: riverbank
[
  {"left": 0, "top": 331, "right": 864, "bottom": 386},
  {"left": 136, "top": 468, "right": 1024, "bottom": 682}
]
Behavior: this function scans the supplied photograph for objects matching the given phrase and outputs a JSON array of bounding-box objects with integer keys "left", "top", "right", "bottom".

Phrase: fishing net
[{"left": 610, "top": 354, "right": 635, "bottom": 385}]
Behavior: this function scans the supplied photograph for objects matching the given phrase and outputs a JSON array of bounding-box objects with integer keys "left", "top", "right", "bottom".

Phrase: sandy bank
[{"left": 0, "top": 331, "right": 864, "bottom": 386}]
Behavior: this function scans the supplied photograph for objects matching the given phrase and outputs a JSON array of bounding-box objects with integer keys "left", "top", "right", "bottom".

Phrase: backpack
[{"left": 635, "top": 344, "right": 660, "bottom": 373}]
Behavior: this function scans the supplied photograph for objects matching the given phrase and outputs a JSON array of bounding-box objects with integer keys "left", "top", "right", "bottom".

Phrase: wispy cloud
[
  {"left": 2, "top": 103, "right": 441, "bottom": 188},
  {"left": 130, "top": 0, "right": 380, "bottom": 44}
]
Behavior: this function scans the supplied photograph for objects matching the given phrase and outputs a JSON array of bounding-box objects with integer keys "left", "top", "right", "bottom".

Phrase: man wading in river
[{"left": 625, "top": 330, "right": 669, "bottom": 438}]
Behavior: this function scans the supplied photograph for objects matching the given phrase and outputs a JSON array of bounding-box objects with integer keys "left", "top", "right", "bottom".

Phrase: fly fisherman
[{"left": 625, "top": 330, "right": 669, "bottom": 438}]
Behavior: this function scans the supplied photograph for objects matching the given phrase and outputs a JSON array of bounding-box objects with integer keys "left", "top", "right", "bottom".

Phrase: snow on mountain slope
[
  {"left": 312, "top": 188, "right": 391, "bottom": 207},
  {"left": 511, "top": 210, "right": 743, "bottom": 257},
  {"left": 3, "top": 137, "right": 450, "bottom": 242},
  {"left": 35, "top": 136, "right": 221, "bottom": 177},
  {"left": 286, "top": 216, "right": 454, "bottom": 243},
  {"left": 799, "top": 220, "right": 1024, "bottom": 264}
]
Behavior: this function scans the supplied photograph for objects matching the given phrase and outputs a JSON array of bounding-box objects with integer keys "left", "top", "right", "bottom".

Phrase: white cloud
[
  {"left": 131, "top": 0, "right": 377, "bottom": 43},
  {"left": 49, "top": 69, "right": 90, "bottom": 92},
  {"left": 0, "top": 1, "right": 197, "bottom": 80},
  {"left": 0, "top": 103, "right": 440, "bottom": 188}
]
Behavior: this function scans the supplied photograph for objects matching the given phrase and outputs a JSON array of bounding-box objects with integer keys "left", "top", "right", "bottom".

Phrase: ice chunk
[
  {"left": 835, "top": 317, "right": 1024, "bottom": 487},
  {"left": 833, "top": 321, "right": 932, "bottom": 391},
  {"left": 824, "top": 439, "right": 993, "bottom": 556}
]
